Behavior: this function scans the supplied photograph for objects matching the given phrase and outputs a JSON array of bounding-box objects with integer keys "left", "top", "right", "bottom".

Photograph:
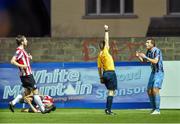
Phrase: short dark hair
[
  {"left": 147, "top": 38, "right": 155, "bottom": 46},
  {"left": 99, "top": 40, "right": 105, "bottom": 50},
  {"left": 16, "top": 35, "right": 25, "bottom": 46}
]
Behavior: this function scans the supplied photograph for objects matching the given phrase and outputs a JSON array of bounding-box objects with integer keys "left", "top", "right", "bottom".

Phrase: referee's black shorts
[
  {"left": 103, "top": 71, "right": 117, "bottom": 90},
  {"left": 20, "top": 74, "right": 37, "bottom": 91}
]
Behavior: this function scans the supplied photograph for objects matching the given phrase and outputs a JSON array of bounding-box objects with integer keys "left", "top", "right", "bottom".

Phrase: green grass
[{"left": 0, "top": 109, "right": 180, "bottom": 123}]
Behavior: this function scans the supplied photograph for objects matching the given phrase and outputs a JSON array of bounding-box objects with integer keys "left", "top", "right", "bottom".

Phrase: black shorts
[
  {"left": 103, "top": 71, "right": 117, "bottom": 90},
  {"left": 20, "top": 74, "right": 37, "bottom": 91}
]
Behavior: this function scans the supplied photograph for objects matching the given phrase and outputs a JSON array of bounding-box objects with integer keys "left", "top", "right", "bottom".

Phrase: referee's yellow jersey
[{"left": 97, "top": 47, "right": 115, "bottom": 71}]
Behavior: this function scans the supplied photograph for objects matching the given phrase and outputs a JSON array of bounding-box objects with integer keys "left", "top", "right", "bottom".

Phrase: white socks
[
  {"left": 12, "top": 94, "right": 23, "bottom": 105},
  {"left": 33, "top": 95, "right": 45, "bottom": 112}
]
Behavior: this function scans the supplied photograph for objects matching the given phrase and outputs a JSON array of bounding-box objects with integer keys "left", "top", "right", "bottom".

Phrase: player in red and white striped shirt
[
  {"left": 22, "top": 94, "right": 56, "bottom": 113},
  {"left": 35, "top": 95, "right": 56, "bottom": 113},
  {"left": 9, "top": 35, "right": 52, "bottom": 114},
  {"left": 15, "top": 45, "right": 32, "bottom": 76}
]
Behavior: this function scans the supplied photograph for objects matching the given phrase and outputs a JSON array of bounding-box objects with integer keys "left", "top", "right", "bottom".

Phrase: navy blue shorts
[
  {"left": 20, "top": 74, "right": 37, "bottom": 90},
  {"left": 103, "top": 71, "right": 117, "bottom": 90}
]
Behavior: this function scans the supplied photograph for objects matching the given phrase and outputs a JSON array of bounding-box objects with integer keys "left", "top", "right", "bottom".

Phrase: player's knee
[
  {"left": 108, "top": 90, "right": 115, "bottom": 96},
  {"left": 24, "top": 88, "right": 31, "bottom": 96},
  {"left": 32, "top": 89, "right": 39, "bottom": 95},
  {"left": 148, "top": 88, "right": 155, "bottom": 95},
  {"left": 152, "top": 88, "right": 159, "bottom": 95},
  {"left": 147, "top": 89, "right": 152, "bottom": 95}
]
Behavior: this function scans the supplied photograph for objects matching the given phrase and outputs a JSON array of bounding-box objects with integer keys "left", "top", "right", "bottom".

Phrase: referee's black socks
[{"left": 106, "top": 96, "right": 113, "bottom": 111}]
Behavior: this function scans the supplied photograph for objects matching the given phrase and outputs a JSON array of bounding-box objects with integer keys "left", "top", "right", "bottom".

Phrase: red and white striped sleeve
[{"left": 14, "top": 49, "right": 23, "bottom": 60}]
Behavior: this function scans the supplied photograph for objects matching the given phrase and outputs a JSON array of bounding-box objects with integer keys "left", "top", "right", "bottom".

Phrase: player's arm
[
  {"left": 104, "top": 25, "right": 110, "bottom": 49},
  {"left": 98, "top": 67, "right": 104, "bottom": 83},
  {"left": 98, "top": 67, "right": 103, "bottom": 78},
  {"left": 10, "top": 56, "right": 27, "bottom": 69},
  {"left": 145, "top": 57, "right": 159, "bottom": 64},
  {"left": 24, "top": 96, "right": 38, "bottom": 113},
  {"left": 139, "top": 52, "right": 159, "bottom": 64},
  {"left": 136, "top": 51, "right": 144, "bottom": 62},
  {"left": 21, "top": 108, "right": 29, "bottom": 112},
  {"left": 28, "top": 53, "right": 32, "bottom": 60},
  {"left": 97, "top": 56, "right": 104, "bottom": 83},
  {"left": 23, "top": 91, "right": 38, "bottom": 113}
]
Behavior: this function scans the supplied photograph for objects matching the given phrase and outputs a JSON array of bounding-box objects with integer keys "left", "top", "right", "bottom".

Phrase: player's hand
[
  {"left": 28, "top": 53, "right": 32, "bottom": 59},
  {"left": 24, "top": 96, "right": 31, "bottom": 104},
  {"left": 139, "top": 53, "right": 146, "bottom": 58},
  {"left": 21, "top": 64, "right": 28, "bottom": 69},
  {"left": 136, "top": 51, "right": 140, "bottom": 57},
  {"left": 100, "top": 77, "right": 104, "bottom": 84},
  {"left": 104, "top": 25, "right": 108, "bottom": 30}
]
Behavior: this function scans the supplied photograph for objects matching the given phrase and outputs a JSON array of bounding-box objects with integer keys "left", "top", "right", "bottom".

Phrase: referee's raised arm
[{"left": 104, "top": 25, "right": 109, "bottom": 49}]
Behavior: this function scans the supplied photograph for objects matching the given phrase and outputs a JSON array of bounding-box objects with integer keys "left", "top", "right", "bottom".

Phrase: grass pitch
[{"left": 0, "top": 108, "right": 180, "bottom": 123}]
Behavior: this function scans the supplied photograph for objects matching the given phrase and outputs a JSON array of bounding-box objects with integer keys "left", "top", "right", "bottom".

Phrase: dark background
[{"left": 0, "top": 0, "right": 50, "bottom": 37}]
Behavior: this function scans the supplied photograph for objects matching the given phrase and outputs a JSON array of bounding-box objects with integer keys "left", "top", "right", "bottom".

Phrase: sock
[
  {"left": 33, "top": 95, "right": 45, "bottom": 112},
  {"left": 148, "top": 95, "right": 155, "bottom": 110},
  {"left": 154, "top": 94, "right": 160, "bottom": 111},
  {"left": 106, "top": 96, "right": 113, "bottom": 111},
  {"left": 11, "top": 94, "right": 23, "bottom": 105}
]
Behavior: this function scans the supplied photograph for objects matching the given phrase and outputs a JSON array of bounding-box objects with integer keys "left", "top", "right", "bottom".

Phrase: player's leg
[
  {"left": 32, "top": 88, "right": 55, "bottom": 113},
  {"left": 105, "top": 90, "right": 115, "bottom": 115},
  {"left": 147, "top": 72, "right": 156, "bottom": 112},
  {"left": 21, "top": 74, "right": 48, "bottom": 113},
  {"left": 104, "top": 71, "right": 117, "bottom": 115},
  {"left": 151, "top": 88, "right": 160, "bottom": 114},
  {"left": 147, "top": 89, "right": 155, "bottom": 112},
  {"left": 23, "top": 91, "right": 39, "bottom": 113},
  {"left": 151, "top": 72, "right": 164, "bottom": 114},
  {"left": 9, "top": 90, "right": 24, "bottom": 112},
  {"left": 11, "top": 94, "right": 23, "bottom": 105},
  {"left": 32, "top": 88, "right": 46, "bottom": 113}
]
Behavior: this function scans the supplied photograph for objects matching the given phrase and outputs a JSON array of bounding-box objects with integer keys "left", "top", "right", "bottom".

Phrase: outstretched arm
[{"left": 104, "top": 25, "right": 110, "bottom": 49}]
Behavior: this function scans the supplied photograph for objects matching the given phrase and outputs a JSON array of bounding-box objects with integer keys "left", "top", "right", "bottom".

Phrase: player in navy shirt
[{"left": 136, "top": 38, "right": 164, "bottom": 115}]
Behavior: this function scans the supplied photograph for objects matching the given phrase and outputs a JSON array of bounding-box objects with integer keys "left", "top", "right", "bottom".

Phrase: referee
[{"left": 97, "top": 25, "right": 117, "bottom": 115}]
